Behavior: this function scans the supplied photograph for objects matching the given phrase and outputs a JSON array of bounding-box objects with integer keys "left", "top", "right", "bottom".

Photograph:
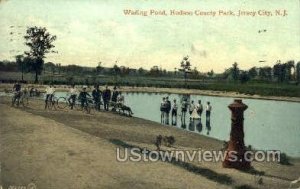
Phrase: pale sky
[{"left": 0, "top": 0, "right": 299, "bottom": 73}]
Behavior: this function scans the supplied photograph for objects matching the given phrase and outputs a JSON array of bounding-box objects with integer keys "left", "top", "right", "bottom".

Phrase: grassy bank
[
  {"left": 1, "top": 97, "right": 300, "bottom": 188},
  {"left": 1, "top": 71, "right": 300, "bottom": 97}
]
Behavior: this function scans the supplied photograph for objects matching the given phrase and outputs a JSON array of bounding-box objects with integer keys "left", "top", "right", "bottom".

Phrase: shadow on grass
[
  {"left": 109, "top": 138, "right": 233, "bottom": 185},
  {"left": 234, "top": 185, "right": 257, "bottom": 189},
  {"left": 239, "top": 163, "right": 293, "bottom": 182}
]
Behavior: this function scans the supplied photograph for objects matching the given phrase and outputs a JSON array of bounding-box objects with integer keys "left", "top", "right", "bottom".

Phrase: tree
[
  {"left": 150, "top": 66, "right": 160, "bottom": 76},
  {"left": 96, "top": 62, "right": 103, "bottom": 74},
  {"left": 24, "top": 26, "right": 57, "bottom": 83},
  {"left": 15, "top": 55, "right": 24, "bottom": 81},
  {"left": 113, "top": 64, "right": 121, "bottom": 75},
  {"left": 231, "top": 62, "right": 239, "bottom": 81},
  {"left": 273, "top": 62, "right": 284, "bottom": 82},
  {"left": 179, "top": 56, "right": 192, "bottom": 87},
  {"left": 239, "top": 71, "right": 250, "bottom": 83},
  {"left": 138, "top": 67, "right": 145, "bottom": 75},
  {"left": 259, "top": 66, "right": 272, "bottom": 81},
  {"left": 189, "top": 67, "right": 199, "bottom": 79},
  {"left": 66, "top": 76, "right": 74, "bottom": 85},
  {"left": 56, "top": 63, "right": 61, "bottom": 74},
  {"left": 207, "top": 69, "right": 214, "bottom": 78},
  {"left": 248, "top": 67, "right": 257, "bottom": 79},
  {"left": 285, "top": 60, "right": 295, "bottom": 81},
  {"left": 296, "top": 62, "right": 300, "bottom": 82}
]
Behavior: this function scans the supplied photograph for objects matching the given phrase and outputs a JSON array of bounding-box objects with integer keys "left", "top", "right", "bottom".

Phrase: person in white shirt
[
  {"left": 68, "top": 84, "right": 78, "bottom": 109},
  {"left": 117, "top": 92, "right": 125, "bottom": 106},
  {"left": 45, "top": 84, "right": 55, "bottom": 109},
  {"left": 206, "top": 101, "right": 212, "bottom": 121},
  {"left": 189, "top": 100, "right": 195, "bottom": 118}
]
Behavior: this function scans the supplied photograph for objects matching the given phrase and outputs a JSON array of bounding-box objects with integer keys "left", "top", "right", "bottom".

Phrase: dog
[{"left": 118, "top": 104, "right": 134, "bottom": 116}]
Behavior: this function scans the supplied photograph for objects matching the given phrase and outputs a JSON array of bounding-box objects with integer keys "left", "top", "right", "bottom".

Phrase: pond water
[
  {"left": 122, "top": 92, "right": 300, "bottom": 157},
  {"left": 2, "top": 91, "right": 300, "bottom": 157}
]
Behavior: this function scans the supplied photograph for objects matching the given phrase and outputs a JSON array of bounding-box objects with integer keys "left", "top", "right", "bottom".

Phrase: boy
[
  {"left": 45, "top": 84, "right": 55, "bottom": 109},
  {"left": 68, "top": 84, "right": 78, "bottom": 110},
  {"left": 171, "top": 99, "right": 178, "bottom": 125},
  {"left": 92, "top": 85, "right": 101, "bottom": 111},
  {"left": 79, "top": 86, "right": 91, "bottom": 110},
  {"left": 206, "top": 101, "right": 212, "bottom": 121},
  {"left": 196, "top": 100, "right": 203, "bottom": 117}
]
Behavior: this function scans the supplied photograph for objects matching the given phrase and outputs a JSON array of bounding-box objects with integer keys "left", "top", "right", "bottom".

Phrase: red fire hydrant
[{"left": 223, "top": 99, "right": 251, "bottom": 170}]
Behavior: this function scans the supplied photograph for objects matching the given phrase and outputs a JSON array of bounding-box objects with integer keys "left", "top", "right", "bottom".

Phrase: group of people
[
  {"left": 64, "top": 85, "right": 124, "bottom": 111},
  {"left": 160, "top": 96, "right": 212, "bottom": 126},
  {"left": 10, "top": 81, "right": 126, "bottom": 112}
]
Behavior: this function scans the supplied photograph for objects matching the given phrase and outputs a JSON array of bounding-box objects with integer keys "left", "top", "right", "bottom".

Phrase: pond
[{"left": 122, "top": 92, "right": 300, "bottom": 157}]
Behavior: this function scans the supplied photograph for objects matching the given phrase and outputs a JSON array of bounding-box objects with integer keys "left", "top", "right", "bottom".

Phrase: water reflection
[
  {"left": 188, "top": 120, "right": 195, "bottom": 131},
  {"left": 195, "top": 119, "right": 203, "bottom": 133},
  {"left": 206, "top": 118, "right": 211, "bottom": 135},
  {"left": 187, "top": 118, "right": 208, "bottom": 134},
  {"left": 181, "top": 117, "right": 187, "bottom": 129}
]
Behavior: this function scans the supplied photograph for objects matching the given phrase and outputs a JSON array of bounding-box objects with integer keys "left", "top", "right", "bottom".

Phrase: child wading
[
  {"left": 171, "top": 99, "right": 178, "bottom": 125},
  {"left": 165, "top": 97, "right": 171, "bottom": 125},
  {"left": 206, "top": 101, "right": 212, "bottom": 122},
  {"left": 160, "top": 97, "right": 166, "bottom": 124},
  {"left": 181, "top": 98, "right": 188, "bottom": 123},
  {"left": 196, "top": 100, "right": 203, "bottom": 117}
]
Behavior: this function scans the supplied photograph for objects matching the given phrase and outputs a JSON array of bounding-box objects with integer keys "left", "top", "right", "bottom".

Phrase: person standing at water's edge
[
  {"left": 79, "top": 86, "right": 91, "bottom": 110},
  {"left": 68, "top": 84, "right": 78, "bottom": 110},
  {"left": 165, "top": 97, "right": 171, "bottom": 125},
  {"left": 117, "top": 92, "right": 125, "bottom": 106},
  {"left": 181, "top": 98, "right": 188, "bottom": 123},
  {"left": 171, "top": 99, "right": 178, "bottom": 125},
  {"left": 111, "top": 86, "right": 119, "bottom": 103},
  {"left": 102, "top": 85, "right": 111, "bottom": 111},
  {"left": 196, "top": 100, "right": 203, "bottom": 117},
  {"left": 11, "top": 81, "right": 21, "bottom": 106},
  {"left": 206, "top": 101, "right": 212, "bottom": 121},
  {"left": 111, "top": 86, "right": 119, "bottom": 111},
  {"left": 92, "top": 85, "right": 102, "bottom": 111},
  {"left": 44, "top": 84, "right": 55, "bottom": 109},
  {"left": 189, "top": 100, "right": 195, "bottom": 119},
  {"left": 160, "top": 97, "right": 166, "bottom": 124}
]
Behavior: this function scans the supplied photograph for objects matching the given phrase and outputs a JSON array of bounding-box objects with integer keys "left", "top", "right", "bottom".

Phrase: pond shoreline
[{"left": 0, "top": 83, "right": 300, "bottom": 103}]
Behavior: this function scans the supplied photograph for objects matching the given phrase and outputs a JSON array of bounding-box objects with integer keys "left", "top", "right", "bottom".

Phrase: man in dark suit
[{"left": 102, "top": 85, "right": 111, "bottom": 111}]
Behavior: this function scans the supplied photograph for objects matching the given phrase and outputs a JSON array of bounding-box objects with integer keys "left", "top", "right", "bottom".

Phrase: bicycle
[
  {"left": 45, "top": 94, "right": 58, "bottom": 110},
  {"left": 56, "top": 95, "right": 81, "bottom": 110},
  {"left": 11, "top": 91, "right": 28, "bottom": 108},
  {"left": 80, "top": 97, "right": 95, "bottom": 114}
]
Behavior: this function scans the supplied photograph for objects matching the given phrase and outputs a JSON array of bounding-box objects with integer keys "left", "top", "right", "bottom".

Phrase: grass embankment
[
  {"left": 1, "top": 71, "right": 300, "bottom": 97},
  {"left": 0, "top": 97, "right": 299, "bottom": 188}
]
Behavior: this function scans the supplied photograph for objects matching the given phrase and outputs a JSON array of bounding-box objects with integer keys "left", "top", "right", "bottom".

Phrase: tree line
[
  {"left": 224, "top": 61, "right": 300, "bottom": 83},
  {"left": 1, "top": 26, "right": 299, "bottom": 84}
]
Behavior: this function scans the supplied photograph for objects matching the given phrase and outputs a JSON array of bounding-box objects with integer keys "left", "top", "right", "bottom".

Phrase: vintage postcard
[{"left": 0, "top": 0, "right": 299, "bottom": 188}]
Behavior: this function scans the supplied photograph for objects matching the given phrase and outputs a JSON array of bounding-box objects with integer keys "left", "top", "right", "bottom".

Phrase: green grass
[{"left": 1, "top": 71, "right": 299, "bottom": 97}]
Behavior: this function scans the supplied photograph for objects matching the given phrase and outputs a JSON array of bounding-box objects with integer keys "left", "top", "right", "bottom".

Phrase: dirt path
[{"left": 0, "top": 98, "right": 299, "bottom": 189}]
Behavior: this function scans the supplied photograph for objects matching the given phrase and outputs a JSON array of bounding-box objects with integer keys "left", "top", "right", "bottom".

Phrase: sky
[{"left": 0, "top": 0, "right": 299, "bottom": 73}]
